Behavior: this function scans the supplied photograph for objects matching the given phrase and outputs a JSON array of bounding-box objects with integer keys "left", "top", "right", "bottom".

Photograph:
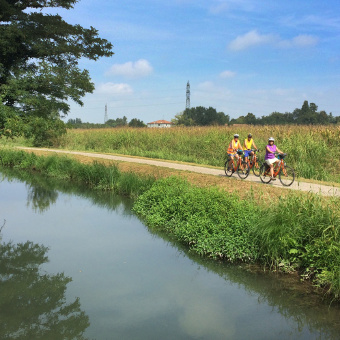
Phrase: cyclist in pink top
[{"left": 265, "top": 137, "right": 284, "bottom": 180}]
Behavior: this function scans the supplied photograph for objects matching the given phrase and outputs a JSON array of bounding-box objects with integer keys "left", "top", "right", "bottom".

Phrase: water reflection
[
  {"left": 1, "top": 167, "right": 134, "bottom": 214},
  {"left": 0, "top": 236, "right": 90, "bottom": 339},
  {"left": 141, "top": 216, "right": 340, "bottom": 339}
]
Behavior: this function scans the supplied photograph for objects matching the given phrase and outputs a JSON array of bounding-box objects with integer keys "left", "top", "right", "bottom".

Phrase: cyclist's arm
[
  {"left": 276, "top": 148, "right": 284, "bottom": 154},
  {"left": 266, "top": 146, "right": 274, "bottom": 153},
  {"left": 252, "top": 141, "right": 258, "bottom": 150}
]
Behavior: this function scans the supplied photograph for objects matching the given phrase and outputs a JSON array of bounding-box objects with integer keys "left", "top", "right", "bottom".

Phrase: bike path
[{"left": 18, "top": 147, "right": 340, "bottom": 197}]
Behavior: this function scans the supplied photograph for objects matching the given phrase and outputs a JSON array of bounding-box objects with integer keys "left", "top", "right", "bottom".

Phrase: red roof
[{"left": 147, "top": 120, "right": 172, "bottom": 124}]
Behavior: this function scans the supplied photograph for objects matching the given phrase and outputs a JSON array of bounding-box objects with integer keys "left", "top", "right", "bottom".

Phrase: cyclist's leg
[{"left": 228, "top": 154, "right": 234, "bottom": 168}]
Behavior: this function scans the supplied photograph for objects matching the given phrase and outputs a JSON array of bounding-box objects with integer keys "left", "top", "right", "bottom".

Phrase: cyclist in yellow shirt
[
  {"left": 243, "top": 133, "right": 258, "bottom": 164},
  {"left": 227, "top": 134, "right": 242, "bottom": 169}
]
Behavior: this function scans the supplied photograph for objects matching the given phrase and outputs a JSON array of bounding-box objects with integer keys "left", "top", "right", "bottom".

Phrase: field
[{"left": 56, "top": 125, "right": 340, "bottom": 183}]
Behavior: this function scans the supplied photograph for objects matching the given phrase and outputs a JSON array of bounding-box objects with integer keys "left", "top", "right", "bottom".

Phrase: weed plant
[
  {"left": 133, "top": 176, "right": 260, "bottom": 262},
  {"left": 55, "top": 125, "right": 340, "bottom": 182},
  {"left": 251, "top": 194, "right": 340, "bottom": 299}
]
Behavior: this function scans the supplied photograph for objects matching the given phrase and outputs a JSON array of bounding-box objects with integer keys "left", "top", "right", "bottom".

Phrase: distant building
[{"left": 147, "top": 120, "right": 172, "bottom": 128}]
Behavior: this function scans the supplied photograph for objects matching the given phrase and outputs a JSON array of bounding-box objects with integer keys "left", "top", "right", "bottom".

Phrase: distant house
[{"left": 147, "top": 120, "right": 172, "bottom": 128}]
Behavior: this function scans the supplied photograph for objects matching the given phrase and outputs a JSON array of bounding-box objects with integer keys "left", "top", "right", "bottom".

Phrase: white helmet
[
  {"left": 268, "top": 137, "right": 275, "bottom": 142},
  {"left": 234, "top": 134, "right": 239, "bottom": 138}
]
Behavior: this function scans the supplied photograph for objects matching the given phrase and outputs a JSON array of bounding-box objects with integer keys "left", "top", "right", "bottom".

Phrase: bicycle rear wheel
[
  {"left": 224, "top": 159, "right": 234, "bottom": 177},
  {"left": 259, "top": 164, "right": 271, "bottom": 183},
  {"left": 252, "top": 160, "right": 261, "bottom": 177},
  {"left": 279, "top": 165, "right": 295, "bottom": 186},
  {"left": 237, "top": 161, "right": 249, "bottom": 179}
]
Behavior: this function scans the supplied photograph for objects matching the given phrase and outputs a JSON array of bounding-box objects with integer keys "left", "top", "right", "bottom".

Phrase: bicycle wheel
[
  {"left": 237, "top": 161, "right": 249, "bottom": 179},
  {"left": 279, "top": 165, "right": 295, "bottom": 186},
  {"left": 259, "top": 164, "right": 271, "bottom": 184},
  {"left": 252, "top": 160, "right": 261, "bottom": 177},
  {"left": 224, "top": 159, "right": 234, "bottom": 177}
]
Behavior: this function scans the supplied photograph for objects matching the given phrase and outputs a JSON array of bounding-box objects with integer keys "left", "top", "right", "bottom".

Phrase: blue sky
[{"left": 55, "top": 0, "right": 340, "bottom": 123}]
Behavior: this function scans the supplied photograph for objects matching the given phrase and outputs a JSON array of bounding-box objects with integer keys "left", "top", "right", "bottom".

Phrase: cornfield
[{"left": 57, "top": 125, "right": 340, "bottom": 182}]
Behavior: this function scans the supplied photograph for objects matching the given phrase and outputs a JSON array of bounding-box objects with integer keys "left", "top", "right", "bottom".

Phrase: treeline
[
  {"left": 172, "top": 106, "right": 230, "bottom": 126},
  {"left": 67, "top": 116, "right": 146, "bottom": 129},
  {"left": 230, "top": 101, "right": 340, "bottom": 125}
]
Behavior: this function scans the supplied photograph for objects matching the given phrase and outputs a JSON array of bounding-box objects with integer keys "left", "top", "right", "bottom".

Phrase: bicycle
[
  {"left": 259, "top": 153, "right": 295, "bottom": 186},
  {"left": 244, "top": 149, "right": 261, "bottom": 177},
  {"left": 224, "top": 150, "right": 249, "bottom": 179}
]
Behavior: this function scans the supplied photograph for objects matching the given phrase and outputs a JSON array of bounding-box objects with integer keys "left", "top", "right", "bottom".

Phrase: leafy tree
[
  {"left": 129, "top": 118, "right": 146, "bottom": 127},
  {"left": 0, "top": 0, "right": 113, "bottom": 143},
  {"left": 172, "top": 106, "right": 229, "bottom": 126},
  {"left": 230, "top": 101, "right": 337, "bottom": 126},
  {"left": 106, "top": 116, "right": 128, "bottom": 127}
]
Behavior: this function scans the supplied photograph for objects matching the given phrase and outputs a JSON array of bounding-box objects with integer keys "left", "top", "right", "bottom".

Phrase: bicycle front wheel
[
  {"left": 224, "top": 159, "right": 234, "bottom": 177},
  {"left": 279, "top": 165, "right": 295, "bottom": 186},
  {"left": 259, "top": 164, "right": 271, "bottom": 184},
  {"left": 252, "top": 160, "right": 261, "bottom": 177},
  {"left": 237, "top": 161, "right": 249, "bottom": 179}
]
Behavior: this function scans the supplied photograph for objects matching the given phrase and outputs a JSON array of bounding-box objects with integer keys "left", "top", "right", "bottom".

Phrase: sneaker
[{"left": 270, "top": 177, "right": 276, "bottom": 181}]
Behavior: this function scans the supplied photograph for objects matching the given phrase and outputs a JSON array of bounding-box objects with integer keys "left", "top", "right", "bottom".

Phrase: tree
[
  {"left": 0, "top": 0, "right": 113, "bottom": 142},
  {"left": 106, "top": 116, "right": 128, "bottom": 127},
  {"left": 129, "top": 118, "right": 146, "bottom": 127},
  {"left": 172, "top": 106, "right": 229, "bottom": 126}
]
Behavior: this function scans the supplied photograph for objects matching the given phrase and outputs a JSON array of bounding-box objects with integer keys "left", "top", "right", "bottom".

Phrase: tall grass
[{"left": 57, "top": 125, "right": 340, "bottom": 182}]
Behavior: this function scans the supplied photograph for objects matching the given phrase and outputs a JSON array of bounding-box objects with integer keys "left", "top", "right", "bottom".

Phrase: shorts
[
  {"left": 244, "top": 150, "right": 251, "bottom": 157},
  {"left": 265, "top": 158, "right": 278, "bottom": 165},
  {"left": 228, "top": 153, "right": 239, "bottom": 157}
]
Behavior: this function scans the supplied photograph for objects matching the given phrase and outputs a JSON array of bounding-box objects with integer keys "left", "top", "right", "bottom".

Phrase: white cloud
[
  {"left": 220, "top": 70, "right": 236, "bottom": 78},
  {"left": 96, "top": 82, "right": 133, "bottom": 95},
  {"left": 229, "top": 30, "right": 318, "bottom": 51},
  {"left": 228, "top": 30, "right": 276, "bottom": 51},
  {"left": 292, "top": 34, "right": 318, "bottom": 47},
  {"left": 106, "top": 59, "right": 153, "bottom": 78}
]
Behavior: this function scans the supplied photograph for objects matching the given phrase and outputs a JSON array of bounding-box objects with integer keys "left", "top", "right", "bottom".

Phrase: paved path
[{"left": 18, "top": 147, "right": 340, "bottom": 197}]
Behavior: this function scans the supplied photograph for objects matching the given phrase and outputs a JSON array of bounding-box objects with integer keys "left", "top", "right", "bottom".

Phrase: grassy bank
[
  {"left": 55, "top": 125, "right": 340, "bottom": 183},
  {"left": 0, "top": 149, "right": 155, "bottom": 198},
  {"left": 1, "top": 148, "right": 339, "bottom": 300},
  {"left": 133, "top": 176, "right": 340, "bottom": 300}
]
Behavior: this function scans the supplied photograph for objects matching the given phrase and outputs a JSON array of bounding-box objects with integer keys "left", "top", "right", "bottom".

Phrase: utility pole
[
  {"left": 186, "top": 81, "right": 190, "bottom": 110},
  {"left": 104, "top": 103, "right": 108, "bottom": 123}
]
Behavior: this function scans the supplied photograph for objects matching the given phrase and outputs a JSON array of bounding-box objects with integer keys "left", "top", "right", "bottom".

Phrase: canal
[{"left": 0, "top": 169, "right": 339, "bottom": 339}]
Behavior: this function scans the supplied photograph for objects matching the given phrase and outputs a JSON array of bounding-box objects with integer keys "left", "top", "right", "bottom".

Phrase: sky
[{"left": 51, "top": 0, "right": 340, "bottom": 124}]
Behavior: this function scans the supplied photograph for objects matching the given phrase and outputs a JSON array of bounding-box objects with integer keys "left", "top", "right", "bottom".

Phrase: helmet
[
  {"left": 268, "top": 137, "right": 275, "bottom": 142},
  {"left": 248, "top": 133, "right": 252, "bottom": 137},
  {"left": 234, "top": 134, "right": 239, "bottom": 138}
]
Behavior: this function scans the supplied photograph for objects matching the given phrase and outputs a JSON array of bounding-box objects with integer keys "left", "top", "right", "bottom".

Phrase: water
[{"left": 0, "top": 169, "right": 339, "bottom": 340}]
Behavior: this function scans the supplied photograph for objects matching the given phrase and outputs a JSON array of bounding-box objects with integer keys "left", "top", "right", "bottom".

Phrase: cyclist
[
  {"left": 265, "top": 137, "right": 284, "bottom": 180},
  {"left": 227, "top": 134, "right": 242, "bottom": 169},
  {"left": 243, "top": 133, "right": 258, "bottom": 164}
]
